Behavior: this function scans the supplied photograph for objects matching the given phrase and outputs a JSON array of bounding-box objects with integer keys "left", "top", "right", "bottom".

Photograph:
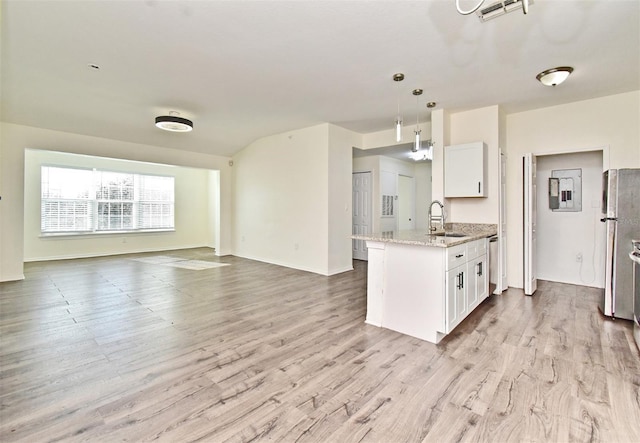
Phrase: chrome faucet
[{"left": 428, "top": 200, "right": 445, "bottom": 232}]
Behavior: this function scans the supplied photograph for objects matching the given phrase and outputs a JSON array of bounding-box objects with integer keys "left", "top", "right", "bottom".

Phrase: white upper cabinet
[{"left": 444, "top": 142, "right": 488, "bottom": 198}]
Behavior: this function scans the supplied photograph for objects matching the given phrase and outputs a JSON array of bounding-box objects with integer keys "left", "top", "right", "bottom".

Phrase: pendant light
[
  {"left": 412, "top": 88, "right": 423, "bottom": 153},
  {"left": 393, "top": 73, "right": 404, "bottom": 142},
  {"left": 408, "top": 98, "right": 436, "bottom": 162},
  {"left": 425, "top": 102, "right": 436, "bottom": 161}
]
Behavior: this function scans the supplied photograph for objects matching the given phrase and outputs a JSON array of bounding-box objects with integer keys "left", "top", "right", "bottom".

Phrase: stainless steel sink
[{"left": 433, "top": 232, "right": 467, "bottom": 237}]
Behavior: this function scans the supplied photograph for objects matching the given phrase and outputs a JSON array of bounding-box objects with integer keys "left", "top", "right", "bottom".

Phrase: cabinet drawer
[
  {"left": 466, "top": 238, "right": 488, "bottom": 261},
  {"left": 447, "top": 244, "right": 467, "bottom": 270},
  {"left": 467, "top": 240, "right": 480, "bottom": 261},
  {"left": 477, "top": 238, "right": 488, "bottom": 256}
]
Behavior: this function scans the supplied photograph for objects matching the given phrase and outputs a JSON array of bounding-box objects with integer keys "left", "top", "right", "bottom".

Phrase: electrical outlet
[{"left": 576, "top": 252, "right": 582, "bottom": 262}]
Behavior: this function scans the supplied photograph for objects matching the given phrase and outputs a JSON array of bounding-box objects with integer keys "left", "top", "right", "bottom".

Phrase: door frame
[
  {"left": 523, "top": 153, "right": 537, "bottom": 296},
  {"left": 496, "top": 149, "right": 507, "bottom": 294}
]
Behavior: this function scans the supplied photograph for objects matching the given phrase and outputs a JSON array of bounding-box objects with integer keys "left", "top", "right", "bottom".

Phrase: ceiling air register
[{"left": 456, "top": 0, "right": 532, "bottom": 20}]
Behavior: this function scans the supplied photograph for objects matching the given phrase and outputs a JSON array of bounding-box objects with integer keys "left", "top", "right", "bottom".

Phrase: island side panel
[
  {"left": 381, "top": 243, "right": 446, "bottom": 343},
  {"left": 364, "top": 240, "right": 386, "bottom": 327}
]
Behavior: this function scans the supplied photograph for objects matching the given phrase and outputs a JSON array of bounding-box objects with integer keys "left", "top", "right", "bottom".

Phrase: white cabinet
[
  {"left": 468, "top": 256, "right": 487, "bottom": 312},
  {"left": 446, "top": 263, "right": 467, "bottom": 333},
  {"left": 445, "top": 238, "right": 489, "bottom": 333},
  {"left": 364, "top": 236, "right": 490, "bottom": 344},
  {"left": 444, "top": 142, "right": 488, "bottom": 198}
]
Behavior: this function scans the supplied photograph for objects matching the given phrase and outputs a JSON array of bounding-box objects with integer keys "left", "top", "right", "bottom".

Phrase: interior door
[
  {"left": 398, "top": 175, "right": 415, "bottom": 231},
  {"left": 523, "top": 153, "right": 537, "bottom": 295},
  {"left": 352, "top": 172, "right": 372, "bottom": 261}
]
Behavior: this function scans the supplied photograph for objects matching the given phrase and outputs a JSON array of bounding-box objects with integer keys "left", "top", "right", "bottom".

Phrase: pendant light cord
[{"left": 456, "top": 0, "right": 485, "bottom": 15}]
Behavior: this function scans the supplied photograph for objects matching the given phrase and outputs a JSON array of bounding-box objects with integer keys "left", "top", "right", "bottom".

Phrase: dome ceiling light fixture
[
  {"left": 536, "top": 66, "right": 574, "bottom": 87},
  {"left": 155, "top": 111, "right": 193, "bottom": 132}
]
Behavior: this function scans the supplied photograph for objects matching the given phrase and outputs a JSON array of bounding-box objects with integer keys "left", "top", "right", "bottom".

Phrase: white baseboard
[{"left": 24, "top": 244, "right": 213, "bottom": 263}]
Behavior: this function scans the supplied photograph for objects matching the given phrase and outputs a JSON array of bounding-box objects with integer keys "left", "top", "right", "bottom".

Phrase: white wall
[
  {"left": 232, "top": 123, "right": 357, "bottom": 276},
  {"left": 362, "top": 122, "right": 431, "bottom": 150},
  {"left": 536, "top": 151, "right": 604, "bottom": 287},
  {"left": 328, "top": 124, "right": 359, "bottom": 274},
  {"left": 353, "top": 155, "right": 432, "bottom": 233},
  {"left": 23, "top": 149, "right": 215, "bottom": 261},
  {"left": 506, "top": 91, "right": 640, "bottom": 288},
  {"left": 414, "top": 162, "right": 432, "bottom": 230},
  {"left": 0, "top": 122, "right": 232, "bottom": 282},
  {"left": 445, "top": 106, "right": 500, "bottom": 224}
]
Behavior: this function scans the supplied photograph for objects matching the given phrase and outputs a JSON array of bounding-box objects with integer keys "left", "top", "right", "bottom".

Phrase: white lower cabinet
[
  {"left": 446, "top": 263, "right": 467, "bottom": 333},
  {"left": 469, "top": 255, "right": 487, "bottom": 312},
  {"left": 445, "top": 239, "right": 488, "bottom": 334},
  {"left": 364, "top": 236, "right": 490, "bottom": 344}
]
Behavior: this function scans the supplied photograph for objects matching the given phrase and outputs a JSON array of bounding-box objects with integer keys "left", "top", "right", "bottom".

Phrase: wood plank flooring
[{"left": 1, "top": 247, "right": 639, "bottom": 442}]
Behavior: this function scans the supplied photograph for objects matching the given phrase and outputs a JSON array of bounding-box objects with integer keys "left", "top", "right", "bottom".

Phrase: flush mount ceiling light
[
  {"left": 536, "top": 66, "right": 574, "bottom": 86},
  {"left": 393, "top": 73, "right": 405, "bottom": 143},
  {"left": 155, "top": 112, "right": 193, "bottom": 132}
]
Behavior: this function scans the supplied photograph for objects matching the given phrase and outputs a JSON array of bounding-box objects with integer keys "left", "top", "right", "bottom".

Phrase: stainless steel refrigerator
[{"left": 600, "top": 169, "right": 640, "bottom": 320}]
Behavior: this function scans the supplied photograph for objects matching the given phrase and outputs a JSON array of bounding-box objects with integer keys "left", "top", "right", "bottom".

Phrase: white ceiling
[{"left": 2, "top": 0, "right": 638, "bottom": 158}]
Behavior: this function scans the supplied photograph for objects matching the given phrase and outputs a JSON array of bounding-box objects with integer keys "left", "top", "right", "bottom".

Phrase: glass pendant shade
[
  {"left": 393, "top": 73, "right": 405, "bottom": 143},
  {"left": 414, "top": 129, "right": 421, "bottom": 152}
]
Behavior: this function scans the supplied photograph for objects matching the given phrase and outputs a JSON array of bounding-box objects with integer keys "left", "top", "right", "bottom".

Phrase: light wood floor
[{"left": 1, "top": 248, "right": 639, "bottom": 442}]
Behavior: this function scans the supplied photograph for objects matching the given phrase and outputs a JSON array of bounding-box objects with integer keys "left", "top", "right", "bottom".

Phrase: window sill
[{"left": 39, "top": 229, "right": 175, "bottom": 239}]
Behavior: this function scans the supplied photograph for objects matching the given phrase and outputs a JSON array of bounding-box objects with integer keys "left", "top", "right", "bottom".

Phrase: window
[{"left": 41, "top": 166, "right": 174, "bottom": 234}]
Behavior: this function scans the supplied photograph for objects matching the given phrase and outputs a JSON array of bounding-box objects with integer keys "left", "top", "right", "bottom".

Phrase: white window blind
[
  {"left": 41, "top": 167, "right": 94, "bottom": 232},
  {"left": 41, "top": 166, "right": 174, "bottom": 234}
]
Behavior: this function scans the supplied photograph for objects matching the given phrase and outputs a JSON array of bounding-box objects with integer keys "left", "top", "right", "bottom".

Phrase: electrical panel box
[{"left": 549, "top": 168, "right": 582, "bottom": 212}]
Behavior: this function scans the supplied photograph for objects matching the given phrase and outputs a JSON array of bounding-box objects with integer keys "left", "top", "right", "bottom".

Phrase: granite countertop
[{"left": 352, "top": 223, "right": 498, "bottom": 248}]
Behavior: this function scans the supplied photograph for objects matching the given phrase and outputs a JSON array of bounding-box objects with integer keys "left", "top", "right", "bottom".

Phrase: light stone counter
[{"left": 352, "top": 223, "right": 497, "bottom": 248}]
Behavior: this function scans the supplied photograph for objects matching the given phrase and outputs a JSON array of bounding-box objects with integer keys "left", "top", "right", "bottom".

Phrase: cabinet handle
[
  {"left": 477, "top": 262, "right": 483, "bottom": 276},
  {"left": 457, "top": 272, "right": 464, "bottom": 290},
  {"left": 456, "top": 254, "right": 464, "bottom": 258},
  {"left": 478, "top": 182, "right": 481, "bottom": 194}
]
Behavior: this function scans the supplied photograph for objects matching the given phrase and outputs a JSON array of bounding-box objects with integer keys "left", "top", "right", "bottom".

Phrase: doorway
[
  {"left": 535, "top": 151, "right": 604, "bottom": 287},
  {"left": 523, "top": 148, "right": 606, "bottom": 291}
]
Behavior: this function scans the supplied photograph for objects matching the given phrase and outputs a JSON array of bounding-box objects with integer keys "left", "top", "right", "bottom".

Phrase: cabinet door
[
  {"left": 476, "top": 254, "right": 488, "bottom": 302},
  {"left": 444, "top": 142, "right": 488, "bottom": 198},
  {"left": 467, "top": 257, "right": 484, "bottom": 312},
  {"left": 468, "top": 254, "right": 488, "bottom": 312},
  {"left": 446, "top": 265, "right": 467, "bottom": 333},
  {"left": 467, "top": 259, "right": 479, "bottom": 312}
]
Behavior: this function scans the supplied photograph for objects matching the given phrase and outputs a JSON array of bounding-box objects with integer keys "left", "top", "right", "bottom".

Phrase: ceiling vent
[{"left": 477, "top": 0, "right": 532, "bottom": 21}]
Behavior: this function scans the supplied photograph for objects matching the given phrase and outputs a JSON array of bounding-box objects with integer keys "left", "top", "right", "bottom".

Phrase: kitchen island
[{"left": 353, "top": 224, "right": 497, "bottom": 344}]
